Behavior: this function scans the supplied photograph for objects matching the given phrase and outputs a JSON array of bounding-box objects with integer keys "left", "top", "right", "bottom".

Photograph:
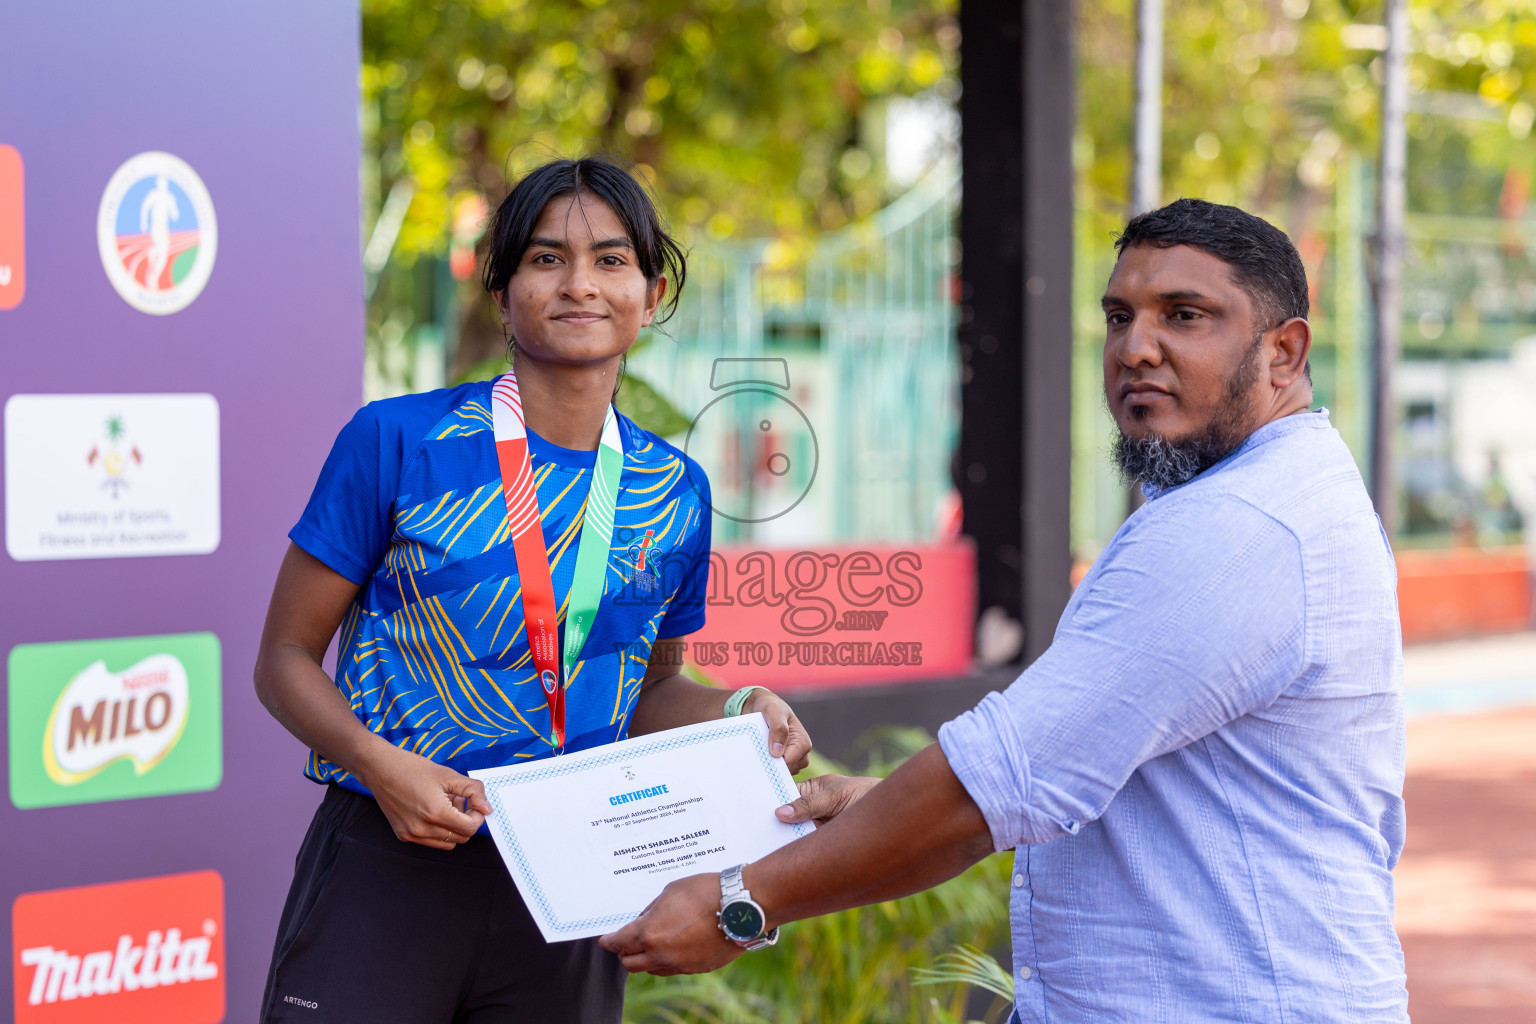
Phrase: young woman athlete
[{"left": 254, "top": 156, "right": 813, "bottom": 1024}]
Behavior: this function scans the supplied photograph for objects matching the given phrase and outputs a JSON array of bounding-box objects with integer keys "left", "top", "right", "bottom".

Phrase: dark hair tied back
[{"left": 480, "top": 156, "right": 687, "bottom": 325}]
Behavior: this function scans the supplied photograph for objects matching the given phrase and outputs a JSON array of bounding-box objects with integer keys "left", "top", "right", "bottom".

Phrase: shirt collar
[{"left": 1140, "top": 408, "right": 1330, "bottom": 502}]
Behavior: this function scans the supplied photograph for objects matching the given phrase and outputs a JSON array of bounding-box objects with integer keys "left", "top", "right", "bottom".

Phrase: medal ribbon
[{"left": 490, "top": 370, "right": 623, "bottom": 751}]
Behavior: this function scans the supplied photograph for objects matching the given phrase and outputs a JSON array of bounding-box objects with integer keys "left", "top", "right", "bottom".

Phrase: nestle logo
[
  {"left": 46, "top": 654, "right": 188, "bottom": 785},
  {"left": 8, "top": 633, "right": 224, "bottom": 810}
]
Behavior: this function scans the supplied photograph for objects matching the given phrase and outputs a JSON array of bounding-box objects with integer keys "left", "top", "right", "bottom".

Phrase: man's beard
[{"left": 1112, "top": 335, "right": 1263, "bottom": 492}]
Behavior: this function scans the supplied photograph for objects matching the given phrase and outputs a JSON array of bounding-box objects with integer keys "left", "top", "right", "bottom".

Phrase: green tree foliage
[
  {"left": 1079, "top": 0, "right": 1536, "bottom": 227},
  {"left": 362, "top": 0, "right": 958, "bottom": 372},
  {"left": 1071, "top": 0, "right": 1536, "bottom": 554}
]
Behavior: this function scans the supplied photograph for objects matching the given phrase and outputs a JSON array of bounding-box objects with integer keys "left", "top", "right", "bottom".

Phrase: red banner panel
[
  {"left": 12, "top": 870, "right": 225, "bottom": 1024},
  {"left": 0, "top": 145, "right": 21, "bottom": 310},
  {"left": 688, "top": 541, "right": 976, "bottom": 690},
  {"left": 1397, "top": 546, "right": 1532, "bottom": 643}
]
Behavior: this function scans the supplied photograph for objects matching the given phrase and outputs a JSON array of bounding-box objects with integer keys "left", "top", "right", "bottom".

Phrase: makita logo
[
  {"left": 20, "top": 927, "right": 217, "bottom": 1005},
  {"left": 11, "top": 871, "right": 226, "bottom": 1024}
]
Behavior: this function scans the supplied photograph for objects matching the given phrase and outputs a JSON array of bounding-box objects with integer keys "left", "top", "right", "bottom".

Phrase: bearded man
[{"left": 601, "top": 199, "right": 1409, "bottom": 1023}]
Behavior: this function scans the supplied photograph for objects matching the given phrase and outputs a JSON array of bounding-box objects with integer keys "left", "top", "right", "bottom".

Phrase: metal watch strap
[
  {"left": 718, "top": 864, "right": 778, "bottom": 949},
  {"left": 743, "top": 929, "right": 779, "bottom": 951},
  {"left": 720, "top": 863, "right": 746, "bottom": 902}
]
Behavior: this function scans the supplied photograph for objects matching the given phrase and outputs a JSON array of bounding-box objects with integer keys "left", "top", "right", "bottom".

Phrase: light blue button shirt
[{"left": 940, "top": 410, "right": 1408, "bottom": 1023}]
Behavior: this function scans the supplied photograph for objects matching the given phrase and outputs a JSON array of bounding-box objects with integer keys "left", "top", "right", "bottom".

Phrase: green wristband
[{"left": 723, "top": 686, "right": 764, "bottom": 718}]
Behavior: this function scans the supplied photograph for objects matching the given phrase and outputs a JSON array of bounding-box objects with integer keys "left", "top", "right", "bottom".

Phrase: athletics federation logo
[
  {"left": 97, "top": 152, "right": 217, "bottom": 315},
  {"left": 626, "top": 529, "right": 659, "bottom": 594}
]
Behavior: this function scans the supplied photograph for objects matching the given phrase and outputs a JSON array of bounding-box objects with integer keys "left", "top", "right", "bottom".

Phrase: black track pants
[{"left": 260, "top": 785, "right": 627, "bottom": 1024}]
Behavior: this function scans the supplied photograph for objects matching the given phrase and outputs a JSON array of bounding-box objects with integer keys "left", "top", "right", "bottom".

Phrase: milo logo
[
  {"left": 44, "top": 654, "right": 189, "bottom": 785},
  {"left": 8, "top": 633, "right": 222, "bottom": 810}
]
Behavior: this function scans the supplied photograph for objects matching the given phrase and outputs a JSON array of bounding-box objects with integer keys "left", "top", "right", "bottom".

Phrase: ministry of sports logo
[
  {"left": 97, "top": 151, "right": 217, "bottom": 315},
  {"left": 87, "top": 412, "right": 144, "bottom": 497}
]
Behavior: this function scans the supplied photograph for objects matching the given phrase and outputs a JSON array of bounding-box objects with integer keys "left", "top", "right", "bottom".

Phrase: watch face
[{"left": 720, "top": 900, "right": 765, "bottom": 941}]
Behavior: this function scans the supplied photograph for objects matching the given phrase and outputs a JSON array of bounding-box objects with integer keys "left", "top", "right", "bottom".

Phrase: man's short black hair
[{"left": 1114, "top": 198, "right": 1309, "bottom": 331}]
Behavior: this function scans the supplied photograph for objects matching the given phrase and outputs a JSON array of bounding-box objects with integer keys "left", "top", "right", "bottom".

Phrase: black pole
[{"left": 958, "top": 0, "right": 1074, "bottom": 665}]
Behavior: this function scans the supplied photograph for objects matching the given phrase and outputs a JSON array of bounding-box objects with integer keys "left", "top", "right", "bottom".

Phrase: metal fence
[{"left": 629, "top": 167, "right": 961, "bottom": 545}]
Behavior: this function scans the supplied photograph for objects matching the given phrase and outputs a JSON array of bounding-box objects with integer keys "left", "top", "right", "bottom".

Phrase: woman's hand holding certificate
[{"left": 470, "top": 712, "right": 813, "bottom": 942}]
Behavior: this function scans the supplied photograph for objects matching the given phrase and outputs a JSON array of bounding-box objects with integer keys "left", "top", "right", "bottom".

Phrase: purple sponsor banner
[{"left": 1, "top": 2, "right": 360, "bottom": 1018}]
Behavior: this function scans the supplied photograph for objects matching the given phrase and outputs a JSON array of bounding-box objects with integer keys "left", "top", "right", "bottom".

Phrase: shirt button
[
  {"left": 1019, "top": 965, "right": 1033, "bottom": 981},
  {"left": 1013, "top": 873, "right": 1025, "bottom": 888}
]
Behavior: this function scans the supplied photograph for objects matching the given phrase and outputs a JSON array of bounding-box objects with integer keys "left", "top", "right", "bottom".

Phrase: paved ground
[
  {"left": 1399, "top": 632, "right": 1536, "bottom": 1022},
  {"left": 1403, "top": 632, "right": 1536, "bottom": 720}
]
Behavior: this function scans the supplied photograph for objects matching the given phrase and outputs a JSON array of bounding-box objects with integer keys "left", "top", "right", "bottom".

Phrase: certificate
[{"left": 470, "top": 713, "right": 814, "bottom": 942}]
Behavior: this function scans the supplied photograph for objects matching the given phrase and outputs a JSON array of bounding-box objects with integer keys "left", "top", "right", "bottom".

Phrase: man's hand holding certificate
[{"left": 471, "top": 712, "right": 812, "bottom": 942}]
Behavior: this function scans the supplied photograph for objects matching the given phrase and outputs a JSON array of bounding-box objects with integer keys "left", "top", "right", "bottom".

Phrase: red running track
[{"left": 1399, "top": 706, "right": 1536, "bottom": 1021}]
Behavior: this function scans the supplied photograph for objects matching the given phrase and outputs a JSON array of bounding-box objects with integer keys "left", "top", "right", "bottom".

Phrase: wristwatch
[{"left": 717, "top": 864, "right": 779, "bottom": 950}]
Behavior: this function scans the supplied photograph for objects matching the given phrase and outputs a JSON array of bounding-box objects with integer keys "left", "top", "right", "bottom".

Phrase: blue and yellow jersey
[{"left": 289, "top": 379, "right": 711, "bottom": 792}]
